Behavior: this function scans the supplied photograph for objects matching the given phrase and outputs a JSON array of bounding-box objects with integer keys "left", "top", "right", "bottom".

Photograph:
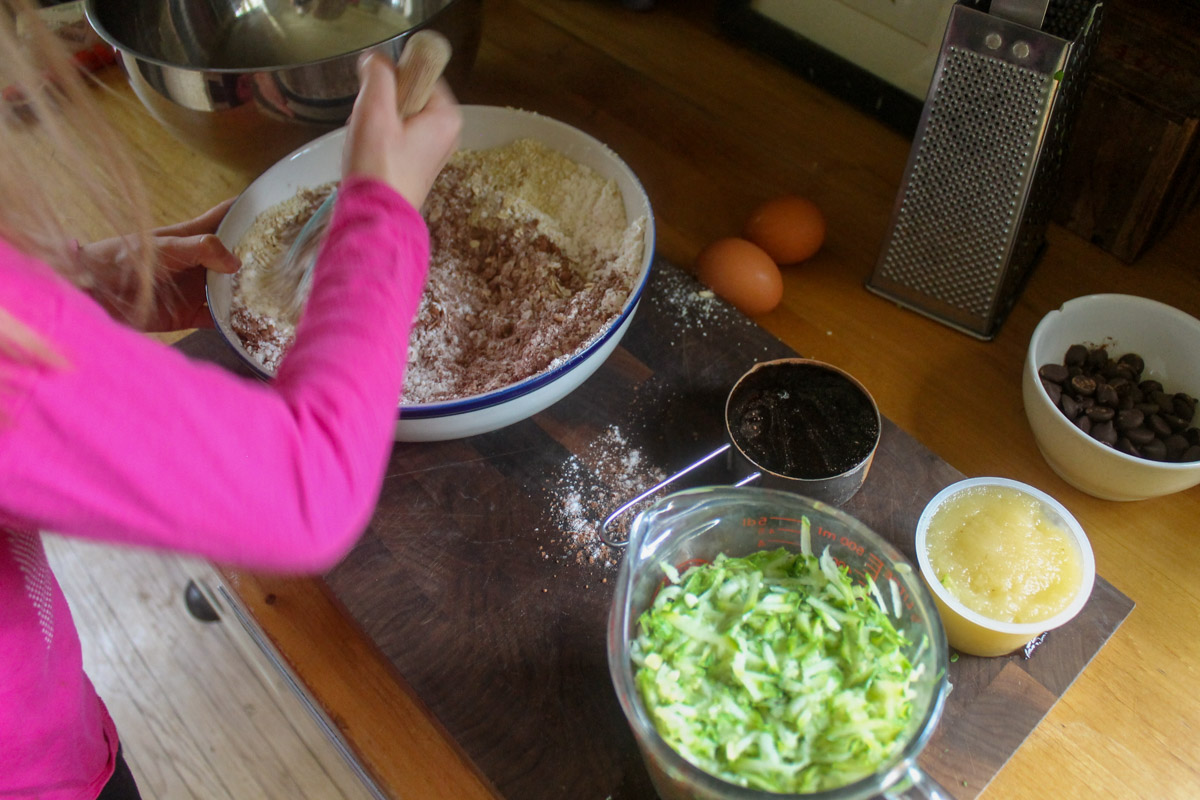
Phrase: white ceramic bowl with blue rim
[{"left": 208, "top": 105, "right": 655, "bottom": 442}]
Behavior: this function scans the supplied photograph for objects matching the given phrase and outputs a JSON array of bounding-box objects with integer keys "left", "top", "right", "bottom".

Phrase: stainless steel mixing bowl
[{"left": 84, "top": 0, "right": 481, "bottom": 173}]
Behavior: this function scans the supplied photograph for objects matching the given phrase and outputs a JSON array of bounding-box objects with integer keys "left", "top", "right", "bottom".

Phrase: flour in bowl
[
  {"left": 229, "top": 183, "right": 336, "bottom": 369},
  {"left": 228, "top": 138, "right": 647, "bottom": 403}
]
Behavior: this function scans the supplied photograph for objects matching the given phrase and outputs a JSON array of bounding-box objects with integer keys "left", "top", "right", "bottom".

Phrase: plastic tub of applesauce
[{"left": 915, "top": 477, "right": 1096, "bottom": 657}]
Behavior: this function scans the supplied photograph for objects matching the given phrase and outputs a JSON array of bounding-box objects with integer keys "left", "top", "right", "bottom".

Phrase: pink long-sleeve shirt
[{"left": 0, "top": 176, "right": 428, "bottom": 798}]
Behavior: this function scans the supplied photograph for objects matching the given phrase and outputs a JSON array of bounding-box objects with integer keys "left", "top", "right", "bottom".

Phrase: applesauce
[{"left": 924, "top": 485, "right": 1083, "bottom": 624}]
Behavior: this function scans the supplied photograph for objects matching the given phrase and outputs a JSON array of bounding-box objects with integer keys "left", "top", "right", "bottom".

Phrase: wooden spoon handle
[{"left": 395, "top": 30, "right": 453, "bottom": 117}]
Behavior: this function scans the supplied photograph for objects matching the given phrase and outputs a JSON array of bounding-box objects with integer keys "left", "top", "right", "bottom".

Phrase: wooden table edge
[{"left": 214, "top": 568, "right": 501, "bottom": 800}]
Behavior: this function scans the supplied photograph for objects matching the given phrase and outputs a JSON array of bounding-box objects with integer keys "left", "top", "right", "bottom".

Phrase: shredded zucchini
[{"left": 631, "top": 546, "right": 917, "bottom": 793}]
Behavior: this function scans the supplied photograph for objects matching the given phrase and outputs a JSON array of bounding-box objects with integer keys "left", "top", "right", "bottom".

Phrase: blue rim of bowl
[{"left": 206, "top": 255, "right": 654, "bottom": 421}]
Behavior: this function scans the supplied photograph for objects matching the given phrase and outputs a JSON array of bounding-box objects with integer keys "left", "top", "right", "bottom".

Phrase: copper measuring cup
[{"left": 601, "top": 358, "right": 882, "bottom": 546}]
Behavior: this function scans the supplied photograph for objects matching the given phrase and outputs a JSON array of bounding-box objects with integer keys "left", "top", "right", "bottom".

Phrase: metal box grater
[{"left": 866, "top": 0, "right": 1104, "bottom": 340}]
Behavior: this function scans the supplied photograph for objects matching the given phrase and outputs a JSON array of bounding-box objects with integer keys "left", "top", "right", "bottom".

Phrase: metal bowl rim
[{"left": 83, "top": 0, "right": 466, "bottom": 73}]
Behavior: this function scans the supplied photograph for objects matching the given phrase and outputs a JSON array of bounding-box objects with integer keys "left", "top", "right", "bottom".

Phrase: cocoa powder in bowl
[{"left": 228, "top": 137, "right": 649, "bottom": 405}]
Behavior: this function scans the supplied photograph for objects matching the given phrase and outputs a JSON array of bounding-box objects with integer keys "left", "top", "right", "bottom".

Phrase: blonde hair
[{"left": 0, "top": 0, "right": 155, "bottom": 361}]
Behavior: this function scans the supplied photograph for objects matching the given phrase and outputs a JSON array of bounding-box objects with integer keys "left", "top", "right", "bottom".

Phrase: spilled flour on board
[
  {"left": 536, "top": 267, "right": 750, "bottom": 580},
  {"left": 540, "top": 425, "right": 665, "bottom": 573}
]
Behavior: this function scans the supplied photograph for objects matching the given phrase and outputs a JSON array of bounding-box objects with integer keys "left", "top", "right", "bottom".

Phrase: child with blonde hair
[{"left": 0, "top": 1, "right": 461, "bottom": 796}]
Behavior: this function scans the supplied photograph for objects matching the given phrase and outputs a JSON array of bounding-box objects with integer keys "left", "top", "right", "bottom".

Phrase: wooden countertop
[{"left": 28, "top": 0, "right": 1200, "bottom": 796}]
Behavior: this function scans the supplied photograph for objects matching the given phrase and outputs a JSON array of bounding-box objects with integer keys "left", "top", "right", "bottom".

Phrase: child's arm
[{"left": 0, "top": 177, "right": 427, "bottom": 572}]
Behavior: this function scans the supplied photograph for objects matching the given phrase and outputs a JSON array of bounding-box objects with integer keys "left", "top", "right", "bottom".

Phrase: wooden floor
[{"left": 44, "top": 534, "right": 377, "bottom": 800}]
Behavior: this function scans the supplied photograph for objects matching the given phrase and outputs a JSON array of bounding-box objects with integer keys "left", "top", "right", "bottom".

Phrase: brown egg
[
  {"left": 694, "top": 237, "right": 783, "bottom": 316},
  {"left": 743, "top": 195, "right": 826, "bottom": 265}
]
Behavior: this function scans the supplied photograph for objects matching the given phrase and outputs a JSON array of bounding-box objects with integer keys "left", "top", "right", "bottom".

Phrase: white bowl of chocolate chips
[
  {"left": 1023, "top": 293, "right": 1200, "bottom": 501},
  {"left": 208, "top": 105, "right": 655, "bottom": 441}
]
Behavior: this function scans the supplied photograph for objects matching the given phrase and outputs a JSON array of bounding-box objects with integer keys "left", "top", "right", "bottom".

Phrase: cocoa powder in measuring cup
[{"left": 728, "top": 362, "right": 880, "bottom": 480}]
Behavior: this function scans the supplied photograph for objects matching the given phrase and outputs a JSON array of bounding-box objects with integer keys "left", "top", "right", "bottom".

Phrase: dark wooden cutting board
[{"left": 181, "top": 260, "right": 1133, "bottom": 799}]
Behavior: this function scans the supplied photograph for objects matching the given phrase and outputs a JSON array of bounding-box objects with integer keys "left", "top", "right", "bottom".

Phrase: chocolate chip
[
  {"left": 1092, "top": 419, "right": 1118, "bottom": 446},
  {"left": 1085, "top": 347, "right": 1110, "bottom": 372},
  {"left": 1065, "top": 344, "right": 1088, "bottom": 367},
  {"left": 1041, "top": 379, "right": 1062, "bottom": 406},
  {"left": 1039, "top": 363, "right": 1070, "bottom": 384},
  {"left": 1070, "top": 375, "right": 1097, "bottom": 397},
  {"left": 1148, "top": 414, "right": 1173, "bottom": 439},
  {"left": 1095, "top": 382, "right": 1119, "bottom": 408},
  {"left": 1162, "top": 413, "right": 1188, "bottom": 433},
  {"left": 1174, "top": 394, "right": 1196, "bottom": 422},
  {"left": 1153, "top": 391, "right": 1176, "bottom": 415},
  {"left": 1126, "top": 426, "right": 1156, "bottom": 446},
  {"left": 1141, "top": 438, "right": 1168, "bottom": 461},
  {"left": 1116, "top": 408, "right": 1144, "bottom": 431},
  {"left": 1117, "top": 353, "right": 1145, "bottom": 374},
  {"left": 1165, "top": 434, "right": 1190, "bottom": 461},
  {"left": 1087, "top": 405, "right": 1115, "bottom": 423},
  {"left": 1061, "top": 394, "right": 1082, "bottom": 420}
]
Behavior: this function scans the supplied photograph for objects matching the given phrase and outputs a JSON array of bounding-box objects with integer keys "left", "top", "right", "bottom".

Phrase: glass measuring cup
[{"left": 607, "top": 486, "right": 951, "bottom": 800}]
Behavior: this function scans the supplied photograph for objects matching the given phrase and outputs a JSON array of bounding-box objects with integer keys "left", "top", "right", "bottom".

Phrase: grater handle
[{"left": 989, "top": 0, "right": 1050, "bottom": 29}]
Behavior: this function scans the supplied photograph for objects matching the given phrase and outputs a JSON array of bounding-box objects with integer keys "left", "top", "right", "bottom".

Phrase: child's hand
[
  {"left": 80, "top": 199, "right": 241, "bottom": 332},
  {"left": 341, "top": 52, "right": 462, "bottom": 210}
]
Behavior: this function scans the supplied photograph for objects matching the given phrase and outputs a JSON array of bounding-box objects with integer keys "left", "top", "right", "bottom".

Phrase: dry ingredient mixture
[
  {"left": 228, "top": 138, "right": 647, "bottom": 403},
  {"left": 229, "top": 183, "right": 336, "bottom": 370}
]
